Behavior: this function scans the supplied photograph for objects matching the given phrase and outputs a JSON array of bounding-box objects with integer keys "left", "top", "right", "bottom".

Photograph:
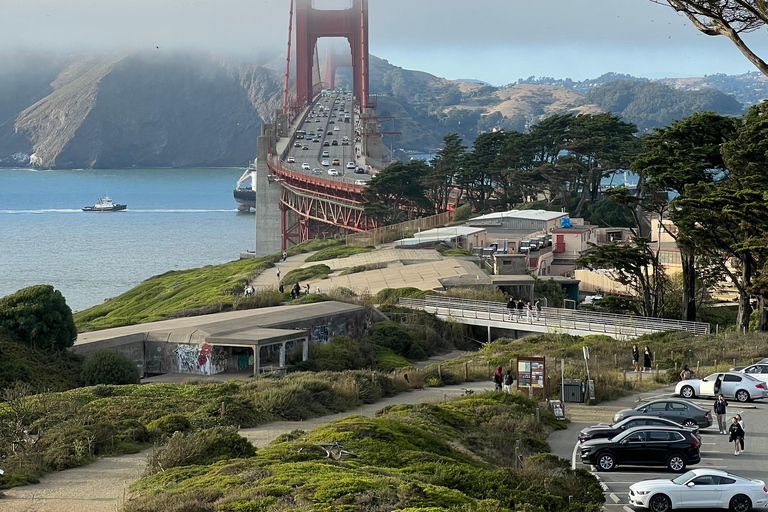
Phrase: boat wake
[{"left": 1, "top": 208, "right": 237, "bottom": 214}]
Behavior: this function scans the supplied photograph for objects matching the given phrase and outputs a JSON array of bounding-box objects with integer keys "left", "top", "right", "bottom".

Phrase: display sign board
[{"left": 517, "top": 356, "right": 546, "bottom": 390}]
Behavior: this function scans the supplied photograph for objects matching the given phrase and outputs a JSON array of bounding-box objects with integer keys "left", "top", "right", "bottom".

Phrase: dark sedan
[
  {"left": 580, "top": 426, "right": 701, "bottom": 472},
  {"left": 612, "top": 399, "right": 713, "bottom": 429},
  {"left": 578, "top": 416, "right": 700, "bottom": 443}
]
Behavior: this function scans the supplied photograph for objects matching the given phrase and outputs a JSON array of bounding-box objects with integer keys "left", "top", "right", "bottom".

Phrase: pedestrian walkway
[{"left": 250, "top": 251, "right": 318, "bottom": 290}]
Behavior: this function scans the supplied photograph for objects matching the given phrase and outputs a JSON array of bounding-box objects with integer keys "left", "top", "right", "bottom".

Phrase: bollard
[
  {"left": 655, "top": 363, "right": 659, "bottom": 379},
  {"left": 714, "top": 359, "right": 717, "bottom": 371},
  {"left": 696, "top": 361, "right": 700, "bottom": 376},
  {"left": 438, "top": 365, "right": 442, "bottom": 379},
  {"left": 623, "top": 370, "right": 627, "bottom": 387},
  {"left": 464, "top": 362, "right": 469, "bottom": 380}
]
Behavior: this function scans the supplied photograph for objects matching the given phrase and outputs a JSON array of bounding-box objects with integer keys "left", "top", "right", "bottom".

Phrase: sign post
[{"left": 516, "top": 356, "right": 546, "bottom": 398}]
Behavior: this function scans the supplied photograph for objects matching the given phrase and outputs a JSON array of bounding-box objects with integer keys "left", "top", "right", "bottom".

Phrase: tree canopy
[{"left": 0, "top": 285, "right": 77, "bottom": 351}]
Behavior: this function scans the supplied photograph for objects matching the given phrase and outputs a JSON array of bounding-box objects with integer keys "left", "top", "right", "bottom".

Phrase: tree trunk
[
  {"left": 680, "top": 250, "right": 697, "bottom": 322},
  {"left": 759, "top": 297, "right": 768, "bottom": 332},
  {"left": 736, "top": 258, "right": 753, "bottom": 333}
]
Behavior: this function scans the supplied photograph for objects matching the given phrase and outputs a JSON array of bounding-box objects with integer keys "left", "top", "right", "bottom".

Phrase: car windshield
[{"left": 672, "top": 471, "right": 696, "bottom": 485}]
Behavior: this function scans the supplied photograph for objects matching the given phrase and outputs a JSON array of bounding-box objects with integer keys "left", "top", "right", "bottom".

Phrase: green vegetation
[
  {"left": 304, "top": 245, "right": 374, "bottom": 262},
  {"left": 81, "top": 349, "right": 141, "bottom": 386},
  {"left": 0, "top": 285, "right": 77, "bottom": 351},
  {"left": 441, "top": 248, "right": 472, "bottom": 257},
  {"left": 74, "top": 239, "right": 343, "bottom": 332},
  {"left": 144, "top": 427, "right": 256, "bottom": 475},
  {"left": 124, "top": 393, "right": 601, "bottom": 512},
  {"left": 0, "top": 333, "right": 83, "bottom": 391},
  {"left": 452, "top": 203, "right": 472, "bottom": 222},
  {"left": 340, "top": 263, "right": 387, "bottom": 276},
  {"left": 0, "top": 371, "right": 395, "bottom": 489},
  {"left": 375, "top": 287, "right": 429, "bottom": 306},
  {"left": 281, "top": 264, "right": 332, "bottom": 285}
]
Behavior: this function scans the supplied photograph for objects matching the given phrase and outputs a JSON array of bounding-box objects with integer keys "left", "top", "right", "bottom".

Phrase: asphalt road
[
  {"left": 284, "top": 90, "right": 369, "bottom": 185},
  {"left": 549, "top": 387, "right": 768, "bottom": 512}
]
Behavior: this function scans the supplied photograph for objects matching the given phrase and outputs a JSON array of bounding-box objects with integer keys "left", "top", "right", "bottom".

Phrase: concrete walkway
[{"left": 250, "top": 251, "right": 318, "bottom": 290}]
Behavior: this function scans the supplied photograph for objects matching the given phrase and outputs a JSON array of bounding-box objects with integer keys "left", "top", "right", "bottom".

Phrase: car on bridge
[
  {"left": 323, "top": 141, "right": 330, "bottom": 146},
  {"left": 628, "top": 469, "right": 768, "bottom": 512},
  {"left": 287, "top": 156, "right": 295, "bottom": 163},
  {"left": 302, "top": 163, "right": 311, "bottom": 170},
  {"left": 327, "top": 169, "right": 339, "bottom": 176},
  {"left": 676, "top": 371, "right": 768, "bottom": 402},
  {"left": 354, "top": 167, "right": 365, "bottom": 174},
  {"left": 332, "top": 158, "right": 340, "bottom": 165},
  {"left": 327, "top": 131, "right": 333, "bottom": 135},
  {"left": 329, "top": 120, "right": 335, "bottom": 124},
  {"left": 312, "top": 168, "right": 322, "bottom": 175},
  {"left": 579, "top": 425, "right": 701, "bottom": 472},
  {"left": 612, "top": 399, "right": 712, "bottom": 428},
  {"left": 346, "top": 162, "right": 355, "bottom": 169},
  {"left": 294, "top": 142, "right": 302, "bottom": 148},
  {"left": 321, "top": 160, "right": 330, "bottom": 166},
  {"left": 332, "top": 140, "right": 338, "bottom": 146},
  {"left": 354, "top": 179, "right": 366, "bottom": 186},
  {"left": 322, "top": 151, "right": 330, "bottom": 158}
]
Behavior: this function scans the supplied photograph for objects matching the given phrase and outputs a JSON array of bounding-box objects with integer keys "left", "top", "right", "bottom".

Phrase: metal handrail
[{"left": 398, "top": 297, "right": 711, "bottom": 336}]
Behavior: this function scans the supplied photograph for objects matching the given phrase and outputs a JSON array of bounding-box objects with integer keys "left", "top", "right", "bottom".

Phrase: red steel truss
[{"left": 267, "top": 160, "right": 377, "bottom": 248}]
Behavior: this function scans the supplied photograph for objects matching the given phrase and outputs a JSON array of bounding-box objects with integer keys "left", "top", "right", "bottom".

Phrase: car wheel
[
  {"left": 735, "top": 390, "right": 750, "bottom": 402},
  {"left": 680, "top": 385, "right": 695, "bottom": 399},
  {"left": 596, "top": 452, "right": 615, "bottom": 471},
  {"left": 666, "top": 454, "right": 686, "bottom": 472},
  {"left": 682, "top": 419, "right": 697, "bottom": 428},
  {"left": 650, "top": 494, "right": 672, "bottom": 512},
  {"left": 729, "top": 494, "right": 752, "bottom": 512}
]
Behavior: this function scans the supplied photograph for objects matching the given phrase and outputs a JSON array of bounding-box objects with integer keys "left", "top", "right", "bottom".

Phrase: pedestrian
[
  {"left": 679, "top": 364, "right": 691, "bottom": 381},
  {"left": 282, "top": 251, "right": 288, "bottom": 262},
  {"left": 278, "top": 283, "right": 284, "bottom": 294},
  {"left": 526, "top": 302, "right": 533, "bottom": 323},
  {"left": 728, "top": 416, "right": 744, "bottom": 456},
  {"left": 315, "top": 286, "right": 321, "bottom": 294},
  {"left": 736, "top": 414, "right": 745, "bottom": 452},
  {"left": 631, "top": 344, "right": 639, "bottom": 373},
  {"left": 305, "top": 283, "right": 310, "bottom": 295},
  {"left": 516, "top": 299, "right": 524, "bottom": 320},
  {"left": 535, "top": 299, "right": 542, "bottom": 320},
  {"left": 502, "top": 369, "right": 513, "bottom": 393},
  {"left": 507, "top": 297, "right": 515, "bottom": 321},
  {"left": 493, "top": 366, "right": 503, "bottom": 391},
  {"left": 714, "top": 394, "right": 729, "bottom": 434},
  {"left": 290, "top": 288, "right": 296, "bottom": 300},
  {"left": 643, "top": 345, "right": 653, "bottom": 372},
  {"left": 276, "top": 268, "right": 281, "bottom": 280}
]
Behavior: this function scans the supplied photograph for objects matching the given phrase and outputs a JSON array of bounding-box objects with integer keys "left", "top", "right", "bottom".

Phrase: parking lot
[{"left": 548, "top": 386, "right": 768, "bottom": 511}]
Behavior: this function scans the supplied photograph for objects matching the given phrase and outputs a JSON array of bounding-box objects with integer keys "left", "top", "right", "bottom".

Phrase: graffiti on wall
[
  {"left": 174, "top": 343, "right": 228, "bottom": 375},
  {"left": 310, "top": 324, "right": 329, "bottom": 343}
]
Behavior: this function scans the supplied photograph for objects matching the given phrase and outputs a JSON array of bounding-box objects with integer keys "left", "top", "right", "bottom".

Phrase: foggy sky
[{"left": 4, "top": 0, "right": 767, "bottom": 82}]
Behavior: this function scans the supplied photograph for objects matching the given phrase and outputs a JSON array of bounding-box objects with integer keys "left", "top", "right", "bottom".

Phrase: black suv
[
  {"left": 578, "top": 416, "right": 700, "bottom": 443},
  {"left": 580, "top": 425, "right": 700, "bottom": 472}
]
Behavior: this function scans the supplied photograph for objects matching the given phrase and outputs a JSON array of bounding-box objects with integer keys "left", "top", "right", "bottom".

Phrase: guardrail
[{"left": 399, "top": 296, "right": 711, "bottom": 337}]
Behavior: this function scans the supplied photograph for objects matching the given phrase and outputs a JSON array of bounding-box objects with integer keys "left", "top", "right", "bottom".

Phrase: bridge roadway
[
  {"left": 282, "top": 90, "right": 370, "bottom": 185},
  {"left": 399, "top": 296, "right": 711, "bottom": 340}
]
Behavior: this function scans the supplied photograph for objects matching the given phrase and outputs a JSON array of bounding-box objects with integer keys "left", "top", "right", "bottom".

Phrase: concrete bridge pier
[
  {"left": 360, "top": 107, "right": 383, "bottom": 167},
  {"left": 254, "top": 124, "right": 283, "bottom": 256}
]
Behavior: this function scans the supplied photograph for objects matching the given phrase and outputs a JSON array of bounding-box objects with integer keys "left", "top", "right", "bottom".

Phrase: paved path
[
  {"left": 0, "top": 381, "right": 491, "bottom": 512},
  {"left": 250, "top": 251, "right": 318, "bottom": 290}
]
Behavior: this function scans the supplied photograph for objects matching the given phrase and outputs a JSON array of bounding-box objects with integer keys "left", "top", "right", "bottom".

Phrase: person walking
[
  {"left": 714, "top": 394, "right": 729, "bottom": 434},
  {"left": 535, "top": 299, "right": 542, "bottom": 321},
  {"left": 493, "top": 366, "right": 503, "bottom": 391},
  {"left": 305, "top": 283, "right": 311, "bottom": 295},
  {"left": 728, "top": 416, "right": 745, "bottom": 455},
  {"left": 736, "top": 414, "right": 745, "bottom": 452},
  {"left": 276, "top": 268, "right": 281, "bottom": 280},
  {"left": 507, "top": 298, "right": 516, "bottom": 321},
  {"left": 643, "top": 346, "right": 653, "bottom": 372},
  {"left": 502, "top": 370, "right": 513, "bottom": 393},
  {"left": 282, "top": 251, "right": 288, "bottom": 262},
  {"left": 516, "top": 299, "right": 524, "bottom": 320},
  {"left": 526, "top": 302, "right": 533, "bottom": 323},
  {"left": 679, "top": 364, "right": 691, "bottom": 381},
  {"left": 632, "top": 344, "right": 640, "bottom": 373}
]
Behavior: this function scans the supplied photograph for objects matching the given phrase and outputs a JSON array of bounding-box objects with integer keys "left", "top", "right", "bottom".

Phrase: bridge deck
[{"left": 399, "top": 297, "right": 710, "bottom": 340}]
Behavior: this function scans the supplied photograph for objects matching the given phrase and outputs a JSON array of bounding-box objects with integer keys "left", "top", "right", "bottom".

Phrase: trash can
[{"left": 562, "top": 379, "right": 584, "bottom": 403}]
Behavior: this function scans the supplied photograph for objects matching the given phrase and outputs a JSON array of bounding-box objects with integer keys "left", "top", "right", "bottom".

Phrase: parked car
[
  {"left": 676, "top": 371, "right": 768, "bottom": 402},
  {"left": 580, "top": 425, "right": 700, "bottom": 472},
  {"left": 612, "top": 399, "right": 712, "bottom": 429},
  {"left": 301, "top": 163, "right": 310, "bottom": 170},
  {"left": 731, "top": 357, "right": 768, "bottom": 372},
  {"left": 738, "top": 363, "right": 768, "bottom": 383},
  {"left": 578, "top": 416, "right": 699, "bottom": 443},
  {"left": 628, "top": 469, "right": 768, "bottom": 512}
]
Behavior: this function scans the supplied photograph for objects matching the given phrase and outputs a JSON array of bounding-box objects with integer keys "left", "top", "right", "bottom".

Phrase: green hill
[{"left": 0, "top": 331, "right": 82, "bottom": 391}]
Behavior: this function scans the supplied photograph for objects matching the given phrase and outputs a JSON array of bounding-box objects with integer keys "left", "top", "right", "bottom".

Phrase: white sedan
[
  {"left": 629, "top": 468, "right": 767, "bottom": 512},
  {"left": 346, "top": 162, "right": 355, "bottom": 169},
  {"left": 327, "top": 169, "right": 338, "bottom": 176},
  {"left": 301, "top": 163, "right": 311, "bottom": 170},
  {"left": 739, "top": 363, "right": 768, "bottom": 383},
  {"left": 676, "top": 371, "right": 768, "bottom": 402}
]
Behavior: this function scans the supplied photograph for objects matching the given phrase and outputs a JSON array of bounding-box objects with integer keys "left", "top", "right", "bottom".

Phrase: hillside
[
  {"left": 0, "top": 49, "right": 762, "bottom": 165},
  {"left": 0, "top": 332, "right": 82, "bottom": 391}
]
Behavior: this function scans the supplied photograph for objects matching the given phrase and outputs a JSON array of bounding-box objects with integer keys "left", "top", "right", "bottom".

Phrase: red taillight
[
  {"left": 764, "top": 487, "right": 767, "bottom": 493},
  {"left": 704, "top": 411, "right": 710, "bottom": 418},
  {"left": 756, "top": 383, "right": 765, "bottom": 389},
  {"left": 692, "top": 438, "right": 700, "bottom": 448}
]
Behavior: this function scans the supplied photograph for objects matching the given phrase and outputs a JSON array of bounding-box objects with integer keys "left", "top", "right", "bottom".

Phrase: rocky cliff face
[{"left": 1, "top": 52, "right": 282, "bottom": 168}]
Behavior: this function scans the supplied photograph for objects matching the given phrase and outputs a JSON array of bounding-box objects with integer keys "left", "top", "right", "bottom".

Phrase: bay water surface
[{"left": 0, "top": 168, "right": 255, "bottom": 312}]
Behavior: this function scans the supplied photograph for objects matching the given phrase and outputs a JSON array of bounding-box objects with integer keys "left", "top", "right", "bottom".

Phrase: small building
[
  {"left": 468, "top": 209, "right": 569, "bottom": 234},
  {"left": 394, "top": 226, "right": 487, "bottom": 251}
]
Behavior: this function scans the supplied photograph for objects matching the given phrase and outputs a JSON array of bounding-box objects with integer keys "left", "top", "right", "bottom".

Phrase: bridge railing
[
  {"left": 398, "top": 296, "right": 711, "bottom": 337},
  {"left": 346, "top": 211, "right": 454, "bottom": 247}
]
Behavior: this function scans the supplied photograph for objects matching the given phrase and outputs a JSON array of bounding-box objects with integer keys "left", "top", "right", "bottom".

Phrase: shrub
[
  {"left": 0, "top": 285, "right": 77, "bottom": 351},
  {"left": 304, "top": 245, "right": 373, "bottom": 262},
  {"left": 375, "top": 287, "right": 428, "bottom": 306},
  {"left": 365, "top": 321, "right": 420, "bottom": 358},
  {"left": 147, "top": 414, "right": 193, "bottom": 439},
  {"left": 144, "top": 427, "right": 255, "bottom": 475},
  {"left": 453, "top": 204, "right": 472, "bottom": 222},
  {"left": 281, "top": 264, "right": 332, "bottom": 285},
  {"left": 0, "top": 334, "right": 82, "bottom": 391},
  {"left": 81, "top": 350, "right": 140, "bottom": 386},
  {"left": 442, "top": 248, "right": 472, "bottom": 257}
]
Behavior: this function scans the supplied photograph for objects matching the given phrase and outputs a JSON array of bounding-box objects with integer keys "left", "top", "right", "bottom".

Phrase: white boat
[{"left": 82, "top": 196, "right": 126, "bottom": 212}]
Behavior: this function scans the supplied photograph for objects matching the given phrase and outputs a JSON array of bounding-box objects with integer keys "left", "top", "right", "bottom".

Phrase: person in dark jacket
[
  {"left": 502, "top": 370, "right": 513, "bottom": 393},
  {"left": 714, "top": 395, "right": 729, "bottom": 434},
  {"left": 728, "top": 416, "right": 745, "bottom": 455},
  {"left": 507, "top": 298, "right": 515, "bottom": 320},
  {"left": 516, "top": 299, "right": 524, "bottom": 320},
  {"left": 493, "top": 366, "right": 503, "bottom": 391},
  {"left": 632, "top": 344, "right": 639, "bottom": 372},
  {"left": 736, "top": 414, "right": 745, "bottom": 452},
  {"left": 643, "top": 346, "right": 653, "bottom": 372}
]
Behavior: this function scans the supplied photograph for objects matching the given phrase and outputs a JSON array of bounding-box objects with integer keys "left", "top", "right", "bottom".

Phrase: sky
[{"left": 3, "top": 0, "right": 767, "bottom": 84}]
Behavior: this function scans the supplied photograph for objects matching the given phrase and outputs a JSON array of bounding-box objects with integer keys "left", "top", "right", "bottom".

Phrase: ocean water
[{"left": 0, "top": 168, "right": 255, "bottom": 312}]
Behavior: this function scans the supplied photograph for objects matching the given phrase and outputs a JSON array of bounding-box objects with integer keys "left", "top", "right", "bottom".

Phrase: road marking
[
  {"left": 623, "top": 507, "right": 635, "bottom": 512},
  {"left": 571, "top": 442, "right": 579, "bottom": 470},
  {"left": 609, "top": 493, "right": 620, "bottom": 503}
]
